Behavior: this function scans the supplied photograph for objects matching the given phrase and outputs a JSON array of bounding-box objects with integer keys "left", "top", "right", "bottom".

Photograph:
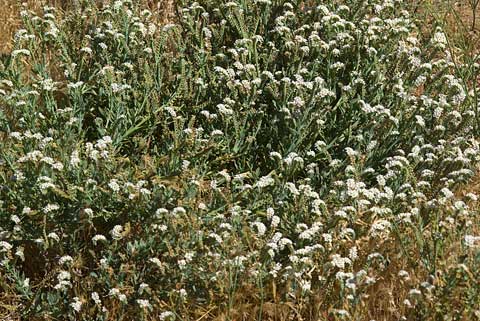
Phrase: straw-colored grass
[
  {"left": 0, "top": 1, "right": 479, "bottom": 321},
  {"left": 0, "top": 0, "right": 176, "bottom": 54}
]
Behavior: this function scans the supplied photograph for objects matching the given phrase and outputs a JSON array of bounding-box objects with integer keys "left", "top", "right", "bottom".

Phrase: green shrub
[{"left": 1, "top": 0, "right": 479, "bottom": 320}]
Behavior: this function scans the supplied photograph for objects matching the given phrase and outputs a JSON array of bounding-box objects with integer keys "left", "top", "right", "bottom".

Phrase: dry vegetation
[
  {"left": 2, "top": 1, "right": 478, "bottom": 53},
  {"left": 0, "top": 0, "right": 175, "bottom": 53},
  {"left": 0, "top": 1, "right": 480, "bottom": 321}
]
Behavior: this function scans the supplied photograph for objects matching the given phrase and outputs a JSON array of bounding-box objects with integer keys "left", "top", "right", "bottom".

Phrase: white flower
[
  {"left": 349, "top": 247, "right": 358, "bottom": 261},
  {"left": 57, "top": 271, "right": 71, "bottom": 281},
  {"left": 59, "top": 255, "right": 73, "bottom": 265},
  {"left": 149, "top": 257, "right": 162, "bottom": 267},
  {"left": 0, "top": 241, "right": 12, "bottom": 252},
  {"left": 108, "top": 179, "right": 120, "bottom": 192},
  {"left": 464, "top": 235, "right": 480, "bottom": 248},
  {"left": 80, "top": 47, "right": 92, "bottom": 54},
  {"left": 70, "top": 150, "right": 80, "bottom": 167},
  {"left": 137, "top": 299, "right": 151, "bottom": 309},
  {"left": 111, "top": 83, "right": 131, "bottom": 93},
  {"left": 331, "top": 254, "right": 351, "bottom": 269},
  {"left": 10, "top": 215, "right": 21, "bottom": 224},
  {"left": 299, "top": 279, "right": 311, "bottom": 293},
  {"left": 441, "top": 187, "right": 454, "bottom": 199},
  {"left": 182, "top": 160, "right": 190, "bottom": 171},
  {"left": 398, "top": 270, "right": 410, "bottom": 279},
  {"left": 466, "top": 193, "right": 478, "bottom": 202},
  {"left": 138, "top": 283, "right": 149, "bottom": 294},
  {"left": 48, "top": 232, "right": 60, "bottom": 242},
  {"left": 271, "top": 215, "right": 280, "bottom": 228},
  {"left": 255, "top": 175, "right": 275, "bottom": 188},
  {"left": 109, "top": 288, "right": 127, "bottom": 303},
  {"left": 178, "top": 259, "right": 187, "bottom": 269},
  {"left": 15, "top": 247, "right": 25, "bottom": 261},
  {"left": 91, "top": 292, "right": 101, "bottom": 305},
  {"left": 109, "top": 288, "right": 120, "bottom": 296},
  {"left": 52, "top": 162, "right": 64, "bottom": 171},
  {"left": 22, "top": 207, "right": 32, "bottom": 215},
  {"left": 291, "top": 96, "right": 305, "bottom": 108},
  {"left": 12, "top": 49, "right": 31, "bottom": 58},
  {"left": 217, "top": 103, "right": 234, "bottom": 115},
  {"left": 55, "top": 271, "right": 72, "bottom": 290},
  {"left": 43, "top": 203, "right": 60, "bottom": 213},
  {"left": 92, "top": 234, "right": 107, "bottom": 245},
  {"left": 432, "top": 30, "right": 447, "bottom": 47},
  {"left": 172, "top": 207, "right": 186, "bottom": 216},
  {"left": 370, "top": 219, "right": 391, "bottom": 237},
  {"left": 9, "top": 132, "right": 22, "bottom": 140},
  {"left": 179, "top": 288, "right": 187, "bottom": 298},
  {"left": 40, "top": 78, "right": 56, "bottom": 91},
  {"left": 70, "top": 297, "right": 82, "bottom": 312},
  {"left": 251, "top": 222, "right": 267, "bottom": 236},
  {"left": 110, "top": 225, "right": 124, "bottom": 240},
  {"left": 83, "top": 208, "right": 94, "bottom": 218},
  {"left": 67, "top": 81, "right": 84, "bottom": 89},
  {"left": 22, "top": 278, "right": 30, "bottom": 288},
  {"left": 266, "top": 207, "right": 275, "bottom": 219},
  {"left": 211, "top": 129, "right": 224, "bottom": 136},
  {"left": 409, "top": 289, "right": 422, "bottom": 297},
  {"left": 159, "top": 311, "right": 175, "bottom": 320},
  {"left": 209, "top": 232, "right": 223, "bottom": 244},
  {"left": 345, "top": 147, "right": 358, "bottom": 158},
  {"left": 415, "top": 115, "right": 425, "bottom": 127},
  {"left": 334, "top": 309, "right": 350, "bottom": 317}
]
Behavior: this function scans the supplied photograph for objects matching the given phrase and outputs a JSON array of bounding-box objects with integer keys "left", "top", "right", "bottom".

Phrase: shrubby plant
[{"left": 1, "top": 0, "right": 480, "bottom": 320}]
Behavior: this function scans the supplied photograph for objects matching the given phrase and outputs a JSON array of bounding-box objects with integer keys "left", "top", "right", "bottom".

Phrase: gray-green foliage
[{"left": 1, "top": 0, "right": 480, "bottom": 320}]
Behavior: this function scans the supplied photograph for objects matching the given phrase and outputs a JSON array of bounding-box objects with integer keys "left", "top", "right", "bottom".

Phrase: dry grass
[
  {"left": 413, "top": 0, "right": 480, "bottom": 52},
  {"left": 0, "top": 1, "right": 479, "bottom": 321},
  {"left": 0, "top": 0, "right": 176, "bottom": 54},
  {"left": 1, "top": 1, "right": 476, "bottom": 54},
  {"left": 0, "top": 0, "right": 23, "bottom": 54},
  {"left": 0, "top": 0, "right": 70, "bottom": 54}
]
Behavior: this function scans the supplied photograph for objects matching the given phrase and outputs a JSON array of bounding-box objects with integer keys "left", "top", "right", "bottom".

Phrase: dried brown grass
[
  {"left": 0, "top": 0, "right": 70, "bottom": 54},
  {"left": 0, "top": 0, "right": 22, "bottom": 54},
  {"left": 0, "top": 0, "right": 177, "bottom": 54},
  {"left": 413, "top": 0, "right": 480, "bottom": 52},
  {"left": 0, "top": 1, "right": 479, "bottom": 321}
]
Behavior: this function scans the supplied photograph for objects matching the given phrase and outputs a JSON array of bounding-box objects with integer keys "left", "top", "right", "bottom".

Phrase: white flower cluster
[{"left": 1, "top": 0, "right": 480, "bottom": 319}]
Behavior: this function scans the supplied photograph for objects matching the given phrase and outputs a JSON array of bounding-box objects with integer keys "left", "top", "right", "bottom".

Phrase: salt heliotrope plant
[{"left": 1, "top": 0, "right": 480, "bottom": 320}]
